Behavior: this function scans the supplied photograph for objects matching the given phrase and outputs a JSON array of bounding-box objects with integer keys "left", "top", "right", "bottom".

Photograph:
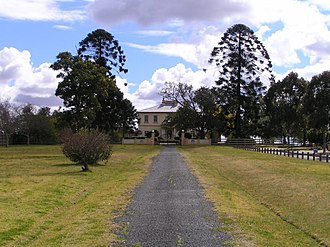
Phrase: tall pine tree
[{"left": 208, "top": 24, "right": 274, "bottom": 137}]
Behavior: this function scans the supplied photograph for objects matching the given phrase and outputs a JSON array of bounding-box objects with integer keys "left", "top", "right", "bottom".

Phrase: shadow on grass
[
  {"left": 34, "top": 170, "right": 87, "bottom": 177},
  {"left": 52, "top": 163, "right": 77, "bottom": 167},
  {"left": 52, "top": 163, "right": 106, "bottom": 167}
]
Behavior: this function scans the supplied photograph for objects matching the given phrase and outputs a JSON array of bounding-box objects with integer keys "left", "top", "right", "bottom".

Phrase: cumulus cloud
[
  {"left": 278, "top": 59, "right": 330, "bottom": 81},
  {"left": 124, "top": 63, "right": 217, "bottom": 110},
  {"left": 253, "top": 0, "right": 330, "bottom": 69},
  {"left": 127, "top": 26, "right": 222, "bottom": 69},
  {"left": 0, "top": 0, "right": 85, "bottom": 21},
  {"left": 135, "top": 30, "right": 174, "bottom": 37},
  {"left": 124, "top": 0, "right": 330, "bottom": 81},
  {"left": 87, "top": 0, "right": 249, "bottom": 26},
  {"left": 0, "top": 47, "right": 61, "bottom": 107}
]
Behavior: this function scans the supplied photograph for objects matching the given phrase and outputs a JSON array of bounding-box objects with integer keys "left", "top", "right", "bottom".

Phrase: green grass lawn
[
  {"left": 2, "top": 145, "right": 329, "bottom": 246},
  {"left": 0, "top": 145, "right": 159, "bottom": 247},
  {"left": 179, "top": 146, "right": 330, "bottom": 247}
]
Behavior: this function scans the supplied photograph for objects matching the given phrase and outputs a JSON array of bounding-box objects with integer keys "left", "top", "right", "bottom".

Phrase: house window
[
  {"left": 153, "top": 115, "right": 158, "bottom": 123},
  {"left": 144, "top": 115, "right": 149, "bottom": 123}
]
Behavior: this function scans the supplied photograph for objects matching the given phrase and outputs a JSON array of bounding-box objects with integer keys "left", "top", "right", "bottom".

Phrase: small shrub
[{"left": 60, "top": 129, "right": 112, "bottom": 171}]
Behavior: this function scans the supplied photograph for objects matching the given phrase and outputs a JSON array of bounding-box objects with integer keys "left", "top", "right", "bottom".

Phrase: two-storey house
[{"left": 138, "top": 100, "right": 179, "bottom": 140}]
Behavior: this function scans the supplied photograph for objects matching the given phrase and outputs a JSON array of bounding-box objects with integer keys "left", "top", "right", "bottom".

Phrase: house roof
[{"left": 138, "top": 100, "right": 179, "bottom": 113}]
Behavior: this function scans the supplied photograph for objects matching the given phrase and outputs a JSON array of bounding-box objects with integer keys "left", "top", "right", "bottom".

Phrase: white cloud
[
  {"left": 125, "top": 0, "right": 330, "bottom": 82},
  {"left": 0, "top": 0, "right": 85, "bottom": 21},
  {"left": 249, "top": 0, "right": 330, "bottom": 69},
  {"left": 308, "top": 0, "right": 330, "bottom": 11},
  {"left": 0, "top": 47, "right": 32, "bottom": 84},
  {"left": 278, "top": 59, "right": 330, "bottom": 81},
  {"left": 87, "top": 0, "right": 249, "bottom": 26},
  {"left": 127, "top": 26, "right": 222, "bottom": 69},
  {"left": 0, "top": 47, "right": 61, "bottom": 107},
  {"left": 123, "top": 63, "right": 217, "bottom": 110},
  {"left": 53, "top": 24, "right": 72, "bottom": 30},
  {"left": 135, "top": 30, "right": 174, "bottom": 37}
]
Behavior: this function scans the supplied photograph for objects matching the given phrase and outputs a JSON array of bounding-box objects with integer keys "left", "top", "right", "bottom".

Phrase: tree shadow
[{"left": 52, "top": 163, "right": 78, "bottom": 167}]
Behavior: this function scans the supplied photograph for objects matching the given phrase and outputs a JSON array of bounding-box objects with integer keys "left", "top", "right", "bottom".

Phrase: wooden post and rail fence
[{"left": 223, "top": 138, "right": 330, "bottom": 164}]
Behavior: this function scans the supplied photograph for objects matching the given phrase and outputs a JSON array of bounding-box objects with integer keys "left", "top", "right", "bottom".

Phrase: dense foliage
[
  {"left": 51, "top": 29, "right": 137, "bottom": 135},
  {"left": 78, "top": 29, "right": 128, "bottom": 80},
  {"left": 208, "top": 24, "right": 274, "bottom": 138},
  {"left": 160, "top": 82, "right": 231, "bottom": 139},
  {"left": 263, "top": 72, "right": 307, "bottom": 143},
  {"left": 303, "top": 71, "right": 330, "bottom": 151}
]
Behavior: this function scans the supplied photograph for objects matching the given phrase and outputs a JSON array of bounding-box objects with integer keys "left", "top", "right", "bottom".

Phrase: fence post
[
  {"left": 302, "top": 152, "right": 304, "bottom": 159},
  {"left": 291, "top": 151, "right": 294, "bottom": 157},
  {"left": 313, "top": 153, "right": 315, "bottom": 160},
  {"left": 296, "top": 151, "right": 299, "bottom": 158},
  {"left": 319, "top": 154, "right": 322, "bottom": 162},
  {"left": 326, "top": 154, "right": 329, "bottom": 163},
  {"left": 307, "top": 152, "right": 309, "bottom": 160}
]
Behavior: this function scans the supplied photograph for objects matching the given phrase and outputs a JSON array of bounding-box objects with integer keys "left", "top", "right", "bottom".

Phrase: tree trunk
[
  {"left": 5, "top": 133, "right": 9, "bottom": 147},
  {"left": 235, "top": 33, "right": 243, "bottom": 138},
  {"left": 82, "top": 163, "right": 90, "bottom": 172},
  {"left": 322, "top": 128, "right": 327, "bottom": 153}
]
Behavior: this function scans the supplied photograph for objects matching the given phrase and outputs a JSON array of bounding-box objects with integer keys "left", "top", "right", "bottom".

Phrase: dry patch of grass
[
  {"left": 0, "top": 145, "right": 159, "bottom": 246},
  {"left": 179, "top": 146, "right": 330, "bottom": 247}
]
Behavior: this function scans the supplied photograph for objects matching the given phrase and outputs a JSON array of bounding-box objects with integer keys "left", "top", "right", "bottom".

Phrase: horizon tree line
[{"left": 1, "top": 25, "right": 329, "bottom": 151}]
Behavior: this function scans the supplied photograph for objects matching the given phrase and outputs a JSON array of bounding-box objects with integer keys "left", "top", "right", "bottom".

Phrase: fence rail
[{"left": 242, "top": 147, "right": 329, "bottom": 163}]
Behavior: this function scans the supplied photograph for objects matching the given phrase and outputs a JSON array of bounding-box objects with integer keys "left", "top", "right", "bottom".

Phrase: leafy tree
[
  {"left": 51, "top": 52, "right": 137, "bottom": 134},
  {"left": 264, "top": 72, "right": 307, "bottom": 144},
  {"left": 19, "top": 105, "right": 57, "bottom": 145},
  {"left": 160, "top": 81, "right": 196, "bottom": 107},
  {"left": 52, "top": 53, "right": 113, "bottom": 130},
  {"left": 160, "top": 82, "right": 228, "bottom": 138},
  {"left": 0, "top": 99, "right": 19, "bottom": 147},
  {"left": 208, "top": 24, "right": 274, "bottom": 138},
  {"left": 77, "top": 29, "right": 128, "bottom": 80},
  {"left": 93, "top": 86, "right": 137, "bottom": 135},
  {"left": 304, "top": 71, "right": 330, "bottom": 152},
  {"left": 16, "top": 103, "right": 34, "bottom": 145}
]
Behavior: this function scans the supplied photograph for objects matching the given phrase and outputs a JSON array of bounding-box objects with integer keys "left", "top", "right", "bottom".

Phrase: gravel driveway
[{"left": 114, "top": 146, "right": 231, "bottom": 246}]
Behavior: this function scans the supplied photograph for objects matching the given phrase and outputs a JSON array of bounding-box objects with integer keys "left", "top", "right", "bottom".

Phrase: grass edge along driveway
[
  {"left": 0, "top": 145, "right": 160, "bottom": 247},
  {"left": 179, "top": 145, "right": 330, "bottom": 247}
]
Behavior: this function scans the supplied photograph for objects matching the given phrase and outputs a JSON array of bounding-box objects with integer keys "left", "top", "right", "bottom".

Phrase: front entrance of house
[{"left": 160, "top": 128, "right": 177, "bottom": 142}]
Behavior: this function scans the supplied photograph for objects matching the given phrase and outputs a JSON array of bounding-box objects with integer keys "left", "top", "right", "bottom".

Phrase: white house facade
[{"left": 137, "top": 100, "right": 179, "bottom": 140}]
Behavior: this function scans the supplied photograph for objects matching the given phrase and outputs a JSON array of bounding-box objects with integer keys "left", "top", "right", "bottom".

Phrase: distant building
[{"left": 138, "top": 100, "right": 179, "bottom": 140}]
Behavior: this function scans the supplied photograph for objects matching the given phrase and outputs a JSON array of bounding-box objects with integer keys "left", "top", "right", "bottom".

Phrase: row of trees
[
  {"left": 0, "top": 100, "right": 57, "bottom": 146},
  {"left": 161, "top": 24, "right": 329, "bottom": 151},
  {"left": 1, "top": 25, "right": 328, "bottom": 152},
  {"left": 161, "top": 71, "right": 329, "bottom": 147},
  {"left": 0, "top": 29, "right": 137, "bottom": 146}
]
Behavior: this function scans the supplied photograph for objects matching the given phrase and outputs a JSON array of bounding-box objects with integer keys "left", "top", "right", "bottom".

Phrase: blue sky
[{"left": 1, "top": 0, "right": 330, "bottom": 110}]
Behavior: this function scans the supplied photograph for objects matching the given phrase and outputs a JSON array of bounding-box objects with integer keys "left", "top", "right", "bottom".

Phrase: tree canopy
[
  {"left": 77, "top": 29, "right": 128, "bottom": 80},
  {"left": 160, "top": 82, "right": 229, "bottom": 139},
  {"left": 303, "top": 71, "right": 330, "bottom": 151},
  {"left": 208, "top": 23, "right": 274, "bottom": 138},
  {"left": 51, "top": 29, "right": 136, "bottom": 134},
  {"left": 264, "top": 72, "right": 307, "bottom": 143}
]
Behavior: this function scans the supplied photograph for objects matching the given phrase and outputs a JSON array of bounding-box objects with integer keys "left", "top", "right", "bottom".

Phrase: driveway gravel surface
[{"left": 114, "top": 146, "right": 231, "bottom": 246}]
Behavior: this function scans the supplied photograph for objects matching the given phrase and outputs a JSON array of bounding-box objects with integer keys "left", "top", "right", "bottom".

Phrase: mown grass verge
[
  {"left": 179, "top": 146, "right": 330, "bottom": 247},
  {"left": 0, "top": 145, "right": 159, "bottom": 246}
]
